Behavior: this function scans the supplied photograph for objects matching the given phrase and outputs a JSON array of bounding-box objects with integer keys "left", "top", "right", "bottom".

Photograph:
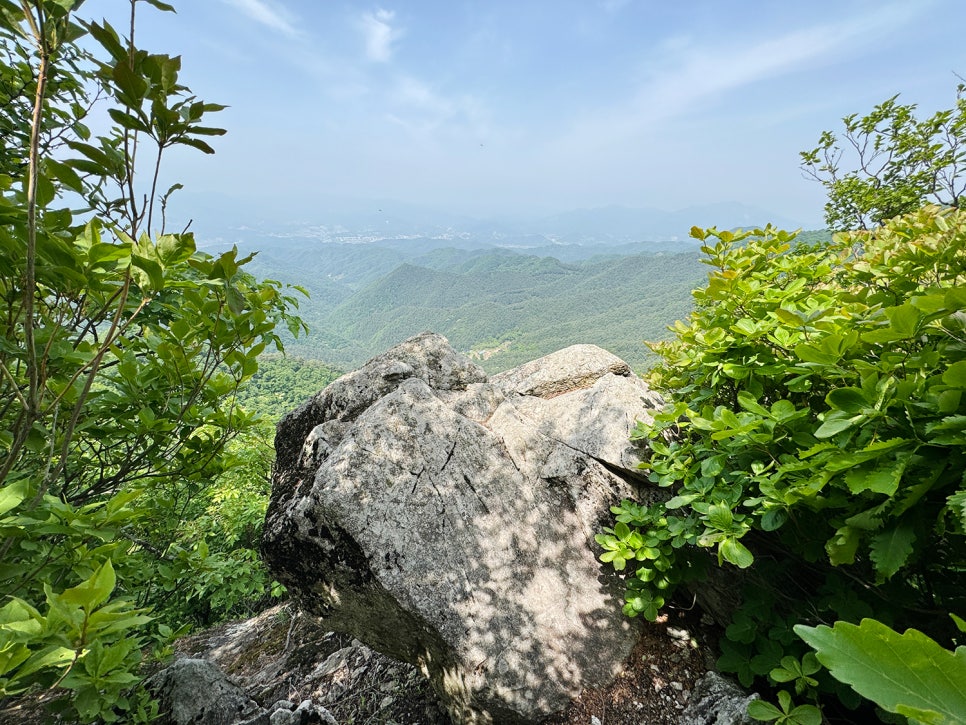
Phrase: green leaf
[
  {"left": 747, "top": 699, "right": 784, "bottom": 721},
  {"left": 180, "top": 137, "right": 217, "bottom": 154},
  {"left": 720, "top": 537, "right": 754, "bottom": 568},
  {"left": 814, "top": 411, "right": 865, "bottom": 438},
  {"left": 86, "top": 21, "right": 127, "bottom": 62},
  {"left": 795, "top": 619, "right": 966, "bottom": 724},
  {"left": 826, "top": 525, "right": 860, "bottom": 566},
  {"left": 155, "top": 234, "right": 195, "bottom": 266},
  {"left": 826, "top": 387, "right": 868, "bottom": 415},
  {"left": 844, "top": 464, "right": 901, "bottom": 496},
  {"left": 884, "top": 303, "right": 921, "bottom": 337},
  {"left": 13, "top": 644, "right": 76, "bottom": 680},
  {"left": 112, "top": 58, "right": 149, "bottom": 105},
  {"left": 131, "top": 253, "right": 164, "bottom": 292},
  {"left": 623, "top": 590, "right": 664, "bottom": 620},
  {"left": 760, "top": 508, "right": 788, "bottom": 532},
  {"left": 142, "top": 0, "right": 176, "bottom": 12},
  {"left": 664, "top": 494, "right": 700, "bottom": 509},
  {"left": 707, "top": 502, "right": 734, "bottom": 530},
  {"left": 60, "top": 560, "right": 116, "bottom": 612},
  {"left": 46, "top": 159, "right": 84, "bottom": 194},
  {"left": 0, "top": 478, "right": 29, "bottom": 516},
  {"left": 869, "top": 521, "right": 916, "bottom": 580},
  {"left": 943, "top": 361, "right": 966, "bottom": 388}
]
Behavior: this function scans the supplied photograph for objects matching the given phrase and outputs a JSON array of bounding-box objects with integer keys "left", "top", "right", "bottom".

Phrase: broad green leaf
[
  {"left": 844, "top": 464, "right": 901, "bottom": 496},
  {"left": 945, "top": 286, "right": 966, "bottom": 310},
  {"left": 0, "top": 479, "right": 29, "bottom": 516},
  {"left": 60, "top": 560, "right": 116, "bottom": 612},
  {"left": 46, "top": 158, "right": 84, "bottom": 194},
  {"left": 943, "top": 361, "right": 966, "bottom": 388},
  {"left": 108, "top": 107, "right": 149, "bottom": 133},
  {"left": 112, "top": 57, "right": 149, "bottom": 105},
  {"left": 131, "top": 253, "right": 164, "bottom": 292},
  {"left": 826, "top": 387, "right": 867, "bottom": 415},
  {"left": 814, "top": 411, "right": 865, "bottom": 438},
  {"left": 13, "top": 644, "right": 75, "bottom": 680},
  {"left": 883, "top": 303, "right": 921, "bottom": 337},
  {"left": 156, "top": 233, "right": 195, "bottom": 266},
  {"left": 869, "top": 522, "right": 916, "bottom": 581},
  {"left": 707, "top": 502, "right": 733, "bottom": 530},
  {"left": 760, "top": 508, "right": 787, "bottom": 532},
  {"left": 747, "top": 698, "right": 784, "bottom": 721},
  {"left": 795, "top": 619, "right": 966, "bottom": 724},
  {"left": 142, "top": 0, "right": 176, "bottom": 13},
  {"left": 85, "top": 20, "right": 126, "bottom": 62},
  {"left": 826, "top": 525, "right": 860, "bottom": 565},
  {"left": 664, "top": 494, "right": 700, "bottom": 509},
  {"left": 720, "top": 537, "right": 754, "bottom": 568}
]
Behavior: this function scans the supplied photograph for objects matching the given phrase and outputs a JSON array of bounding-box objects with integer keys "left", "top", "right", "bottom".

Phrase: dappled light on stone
[{"left": 263, "top": 332, "right": 667, "bottom": 722}]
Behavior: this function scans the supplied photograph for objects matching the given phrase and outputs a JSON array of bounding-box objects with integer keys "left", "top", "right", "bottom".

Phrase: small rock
[
  {"left": 269, "top": 710, "right": 295, "bottom": 725},
  {"left": 678, "top": 671, "right": 758, "bottom": 725}
]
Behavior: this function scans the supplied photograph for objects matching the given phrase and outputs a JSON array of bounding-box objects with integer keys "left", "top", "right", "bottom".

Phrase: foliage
[
  {"left": 747, "top": 690, "right": 821, "bottom": 725},
  {"left": 0, "top": 0, "right": 304, "bottom": 720},
  {"left": 801, "top": 84, "right": 966, "bottom": 230},
  {"left": 137, "top": 356, "right": 341, "bottom": 627},
  {"left": 239, "top": 355, "right": 342, "bottom": 421},
  {"left": 600, "top": 206, "right": 966, "bottom": 717},
  {"left": 795, "top": 617, "right": 966, "bottom": 725}
]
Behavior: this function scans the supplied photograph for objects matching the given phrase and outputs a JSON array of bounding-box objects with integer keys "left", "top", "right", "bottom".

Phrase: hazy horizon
[{"left": 78, "top": 0, "right": 966, "bottom": 234}]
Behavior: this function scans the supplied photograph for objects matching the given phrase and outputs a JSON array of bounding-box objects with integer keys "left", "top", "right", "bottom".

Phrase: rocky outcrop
[
  {"left": 263, "top": 333, "right": 667, "bottom": 723},
  {"left": 168, "top": 604, "right": 449, "bottom": 724}
]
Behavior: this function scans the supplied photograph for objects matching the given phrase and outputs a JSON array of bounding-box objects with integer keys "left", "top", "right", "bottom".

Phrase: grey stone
[
  {"left": 173, "top": 604, "right": 448, "bottom": 725},
  {"left": 146, "top": 658, "right": 263, "bottom": 725},
  {"left": 678, "top": 671, "right": 758, "bottom": 725},
  {"left": 264, "top": 334, "right": 667, "bottom": 723},
  {"left": 491, "top": 344, "right": 631, "bottom": 398}
]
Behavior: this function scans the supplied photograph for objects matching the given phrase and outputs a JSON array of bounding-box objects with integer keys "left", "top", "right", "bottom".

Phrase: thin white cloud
[
  {"left": 638, "top": 4, "right": 919, "bottom": 122},
  {"left": 223, "top": 0, "right": 299, "bottom": 37},
  {"left": 551, "top": 2, "right": 922, "bottom": 151},
  {"left": 386, "top": 75, "right": 489, "bottom": 140},
  {"left": 360, "top": 8, "right": 402, "bottom": 62}
]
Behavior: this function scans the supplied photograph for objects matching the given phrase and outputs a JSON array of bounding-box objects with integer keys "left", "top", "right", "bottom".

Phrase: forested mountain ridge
[{"left": 243, "top": 243, "right": 708, "bottom": 372}]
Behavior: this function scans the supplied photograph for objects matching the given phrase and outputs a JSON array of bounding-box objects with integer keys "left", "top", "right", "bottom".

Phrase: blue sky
[{"left": 80, "top": 0, "right": 966, "bottom": 228}]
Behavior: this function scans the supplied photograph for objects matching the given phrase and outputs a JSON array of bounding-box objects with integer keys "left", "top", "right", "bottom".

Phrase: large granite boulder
[{"left": 262, "top": 333, "right": 666, "bottom": 723}]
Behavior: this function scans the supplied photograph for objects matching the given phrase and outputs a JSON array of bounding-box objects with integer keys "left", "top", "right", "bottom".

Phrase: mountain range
[{"left": 198, "top": 202, "right": 825, "bottom": 373}]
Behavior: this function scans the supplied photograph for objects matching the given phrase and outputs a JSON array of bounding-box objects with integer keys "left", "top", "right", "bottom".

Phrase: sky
[{"left": 78, "top": 0, "right": 966, "bottom": 230}]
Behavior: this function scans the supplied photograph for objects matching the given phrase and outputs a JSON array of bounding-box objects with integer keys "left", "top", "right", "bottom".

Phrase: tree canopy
[
  {"left": 0, "top": 1, "right": 305, "bottom": 720},
  {"left": 801, "top": 84, "right": 965, "bottom": 230}
]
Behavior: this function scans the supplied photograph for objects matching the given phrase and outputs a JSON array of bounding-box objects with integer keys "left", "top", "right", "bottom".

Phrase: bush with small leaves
[{"left": 600, "top": 205, "right": 966, "bottom": 718}]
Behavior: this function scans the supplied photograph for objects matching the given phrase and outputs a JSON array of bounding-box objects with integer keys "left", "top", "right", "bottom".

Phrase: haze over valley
[{"left": 206, "top": 201, "right": 825, "bottom": 372}]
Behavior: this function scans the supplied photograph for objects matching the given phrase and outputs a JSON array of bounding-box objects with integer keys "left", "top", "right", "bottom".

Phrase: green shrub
[
  {"left": 0, "top": 1, "right": 305, "bottom": 719},
  {"left": 600, "top": 205, "right": 966, "bottom": 716}
]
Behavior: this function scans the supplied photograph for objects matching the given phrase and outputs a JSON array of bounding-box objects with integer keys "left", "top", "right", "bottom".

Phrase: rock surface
[
  {"left": 171, "top": 604, "right": 449, "bottom": 724},
  {"left": 263, "top": 332, "right": 667, "bottom": 723},
  {"left": 678, "top": 672, "right": 759, "bottom": 725},
  {"left": 146, "top": 658, "right": 262, "bottom": 725}
]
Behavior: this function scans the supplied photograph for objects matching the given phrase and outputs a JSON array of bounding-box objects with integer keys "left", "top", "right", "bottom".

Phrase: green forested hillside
[
  {"left": 270, "top": 248, "right": 706, "bottom": 372},
  {"left": 237, "top": 356, "right": 343, "bottom": 420}
]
